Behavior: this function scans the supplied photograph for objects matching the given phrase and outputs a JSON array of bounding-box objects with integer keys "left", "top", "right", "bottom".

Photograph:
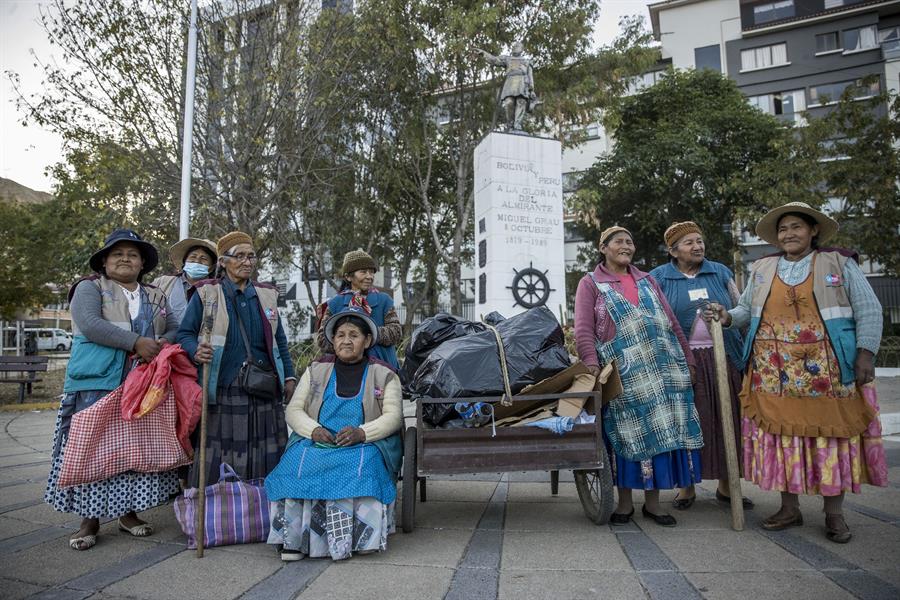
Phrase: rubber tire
[
  {"left": 56, "top": 344, "right": 65, "bottom": 351},
  {"left": 401, "top": 426, "right": 417, "bottom": 533},
  {"left": 574, "top": 463, "right": 614, "bottom": 525}
]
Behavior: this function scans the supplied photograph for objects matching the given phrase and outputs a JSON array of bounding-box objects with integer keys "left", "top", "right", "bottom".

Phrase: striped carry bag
[{"left": 174, "top": 463, "right": 270, "bottom": 548}]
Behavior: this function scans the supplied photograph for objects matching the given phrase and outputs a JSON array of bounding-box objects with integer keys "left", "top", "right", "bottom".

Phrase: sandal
[
  {"left": 118, "top": 518, "right": 153, "bottom": 537},
  {"left": 672, "top": 493, "right": 696, "bottom": 510},
  {"left": 69, "top": 534, "right": 97, "bottom": 551}
]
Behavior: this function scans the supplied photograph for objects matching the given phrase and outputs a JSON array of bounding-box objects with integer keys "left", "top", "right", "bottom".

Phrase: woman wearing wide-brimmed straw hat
[
  {"left": 315, "top": 249, "right": 402, "bottom": 371},
  {"left": 45, "top": 229, "right": 181, "bottom": 550},
  {"left": 650, "top": 222, "right": 753, "bottom": 512},
  {"left": 151, "top": 238, "right": 217, "bottom": 324},
  {"left": 705, "top": 202, "right": 888, "bottom": 543}
]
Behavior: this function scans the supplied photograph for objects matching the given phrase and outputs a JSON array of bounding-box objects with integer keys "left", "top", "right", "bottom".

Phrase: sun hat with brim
[
  {"left": 89, "top": 229, "right": 159, "bottom": 276},
  {"left": 755, "top": 202, "right": 839, "bottom": 246},
  {"left": 168, "top": 238, "right": 217, "bottom": 269},
  {"left": 324, "top": 306, "right": 379, "bottom": 348}
]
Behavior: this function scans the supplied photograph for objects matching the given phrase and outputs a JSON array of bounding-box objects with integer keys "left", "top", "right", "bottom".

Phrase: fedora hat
[
  {"left": 755, "top": 202, "right": 839, "bottom": 246},
  {"left": 89, "top": 229, "right": 158, "bottom": 276},
  {"left": 324, "top": 306, "right": 378, "bottom": 348},
  {"left": 168, "top": 238, "right": 217, "bottom": 269}
]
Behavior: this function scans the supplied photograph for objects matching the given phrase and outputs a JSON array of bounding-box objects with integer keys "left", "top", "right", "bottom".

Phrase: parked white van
[{"left": 24, "top": 328, "right": 72, "bottom": 352}]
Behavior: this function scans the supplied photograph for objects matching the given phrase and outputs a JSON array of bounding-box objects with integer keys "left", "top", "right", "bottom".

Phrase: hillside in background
[{"left": 0, "top": 177, "right": 53, "bottom": 204}]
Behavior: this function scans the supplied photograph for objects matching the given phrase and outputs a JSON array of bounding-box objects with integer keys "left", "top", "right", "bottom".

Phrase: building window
[
  {"left": 843, "top": 25, "right": 878, "bottom": 53},
  {"left": 741, "top": 43, "right": 788, "bottom": 70},
  {"left": 880, "top": 26, "right": 900, "bottom": 51},
  {"left": 809, "top": 79, "right": 880, "bottom": 106},
  {"left": 753, "top": 0, "right": 794, "bottom": 25},
  {"left": 694, "top": 44, "right": 722, "bottom": 72},
  {"left": 747, "top": 89, "right": 806, "bottom": 125},
  {"left": 815, "top": 32, "right": 841, "bottom": 54}
]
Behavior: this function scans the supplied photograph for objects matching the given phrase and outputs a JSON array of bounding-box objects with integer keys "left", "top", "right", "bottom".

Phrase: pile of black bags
[{"left": 401, "top": 306, "right": 570, "bottom": 426}]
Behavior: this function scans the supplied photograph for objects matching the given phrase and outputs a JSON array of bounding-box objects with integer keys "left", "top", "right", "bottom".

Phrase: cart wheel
[
  {"left": 574, "top": 466, "right": 614, "bottom": 525},
  {"left": 401, "top": 426, "right": 417, "bottom": 533},
  {"left": 419, "top": 477, "right": 427, "bottom": 503}
]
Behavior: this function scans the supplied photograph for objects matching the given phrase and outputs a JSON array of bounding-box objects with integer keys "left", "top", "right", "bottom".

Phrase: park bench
[{"left": 0, "top": 356, "right": 50, "bottom": 403}]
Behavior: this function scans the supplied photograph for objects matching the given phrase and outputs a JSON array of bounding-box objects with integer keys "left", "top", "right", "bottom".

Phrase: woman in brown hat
[
  {"left": 151, "top": 238, "right": 217, "bottom": 324},
  {"left": 177, "top": 231, "right": 296, "bottom": 488},
  {"left": 705, "top": 202, "right": 888, "bottom": 543},
  {"left": 316, "top": 249, "right": 402, "bottom": 371},
  {"left": 650, "top": 222, "right": 752, "bottom": 511},
  {"left": 574, "top": 226, "right": 704, "bottom": 527}
]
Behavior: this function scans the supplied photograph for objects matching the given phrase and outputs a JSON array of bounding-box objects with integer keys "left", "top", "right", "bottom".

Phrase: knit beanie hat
[
  {"left": 217, "top": 231, "right": 254, "bottom": 257},
  {"left": 341, "top": 249, "right": 377, "bottom": 275},
  {"left": 599, "top": 226, "right": 632, "bottom": 245},
  {"left": 664, "top": 221, "right": 703, "bottom": 249}
]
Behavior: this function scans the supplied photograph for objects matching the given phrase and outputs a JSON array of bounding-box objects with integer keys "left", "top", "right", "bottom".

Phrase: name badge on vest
[
  {"left": 688, "top": 288, "right": 709, "bottom": 302},
  {"left": 824, "top": 273, "right": 842, "bottom": 287},
  {"left": 265, "top": 307, "right": 277, "bottom": 319}
]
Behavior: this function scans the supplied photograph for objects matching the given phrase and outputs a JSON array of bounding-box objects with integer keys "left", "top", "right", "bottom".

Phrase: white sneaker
[{"left": 281, "top": 549, "right": 304, "bottom": 561}]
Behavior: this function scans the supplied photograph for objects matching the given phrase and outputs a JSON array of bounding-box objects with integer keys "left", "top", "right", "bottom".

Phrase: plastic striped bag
[{"left": 174, "top": 463, "right": 270, "bottom": 548}]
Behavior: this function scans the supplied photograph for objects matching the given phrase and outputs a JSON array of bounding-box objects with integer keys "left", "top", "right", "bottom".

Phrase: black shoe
[
  {"left": 609, "top": 508, "right": 635, "bottom": 525},
  {"left": 716, "top": 489, "right": 755, "bottom": 509},
  {"left": 642, "top": 505, "right": 677, "bottom": 527},
  {"left": 672, "top": 493, "right": 696, "bottom": 510}
]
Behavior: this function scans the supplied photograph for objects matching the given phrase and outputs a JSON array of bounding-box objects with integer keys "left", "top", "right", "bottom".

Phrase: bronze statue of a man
[{"left": 474, "top": 42, "right": 539, "bottom": 131}]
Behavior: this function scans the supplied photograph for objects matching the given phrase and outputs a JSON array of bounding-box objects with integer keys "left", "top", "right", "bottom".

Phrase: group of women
[
  {"left": 46, "top": 199, "right": 886, "bottom": 559},
  {"left": 574, "top": 201, "right": 887, "bottom": 542},
  {"left": 47, "top": 230, "right": 400, "bottom": 559}
]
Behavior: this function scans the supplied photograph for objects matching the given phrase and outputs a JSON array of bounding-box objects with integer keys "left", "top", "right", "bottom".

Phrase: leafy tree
[{"left": 572, "top": 69, "right": 788, "bottom": 271}]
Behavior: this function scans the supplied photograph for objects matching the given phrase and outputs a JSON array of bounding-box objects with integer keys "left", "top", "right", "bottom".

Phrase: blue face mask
[{"left": 183, "top": 262, "right": 211, "bottom": 279}]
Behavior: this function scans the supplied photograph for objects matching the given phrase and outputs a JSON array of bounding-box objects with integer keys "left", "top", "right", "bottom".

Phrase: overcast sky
[{"left": 0, "top": 0, "right": 654, "bottom": 194}]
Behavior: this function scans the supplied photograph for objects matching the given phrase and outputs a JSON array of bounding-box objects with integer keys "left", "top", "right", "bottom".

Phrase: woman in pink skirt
[{"left": 706, "top": 202, "right": 888, "bottom": 543}]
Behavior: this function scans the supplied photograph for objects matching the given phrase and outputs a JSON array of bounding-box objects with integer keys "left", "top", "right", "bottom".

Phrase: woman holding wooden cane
[
  {"left": 177, "top": 232, "right": 296, "bottom": 488},
  {"left": 650, "top": 222, "right": 753, "bottom": 511},
  {"left": 705, "top": 203, "right": 888, "bottom": 543}
]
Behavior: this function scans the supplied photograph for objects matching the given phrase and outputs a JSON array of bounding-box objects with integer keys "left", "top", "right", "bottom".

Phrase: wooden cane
[
  {"left": 195, "top": 312, "right": 213, "bottom": 557},
  {"left": 709, "top": 317, "right": 745, "bottom": 531}
]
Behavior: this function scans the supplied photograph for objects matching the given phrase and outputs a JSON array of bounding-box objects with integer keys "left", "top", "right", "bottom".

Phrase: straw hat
[
  {"left": 755, "top": 202, "right": 838, "bottom": 246},
  {"left": 168, "top": 238, "right": 217, "bottom": 268}
]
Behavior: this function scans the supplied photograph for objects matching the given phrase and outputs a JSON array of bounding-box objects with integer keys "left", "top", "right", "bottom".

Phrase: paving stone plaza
[{"left": 1, "top": 379, "right": 899, "bottom": 600}]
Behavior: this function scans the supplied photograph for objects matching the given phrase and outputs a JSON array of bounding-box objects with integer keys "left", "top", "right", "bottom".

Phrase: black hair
[
  {"left": 184, "top": 245, "right": 216, "bottom": 266},
  {"left": 332, "top": 315, "right": 373, "bottom": 338},
  {"left": 338, "top": 280, "right": 352, "bottom": 293},
  {"left": 777, "top": 211, "right": 820, "bottom": 249}
]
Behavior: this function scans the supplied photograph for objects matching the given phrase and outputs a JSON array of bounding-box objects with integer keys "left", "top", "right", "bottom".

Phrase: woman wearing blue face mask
[{"left": 152, "top": 238, "right": 218, "bottom": 325}]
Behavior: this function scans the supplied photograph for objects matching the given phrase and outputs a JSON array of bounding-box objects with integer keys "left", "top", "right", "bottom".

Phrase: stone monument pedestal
[{"left": 474, "top": 131, "right": 565, "bottom": 319}]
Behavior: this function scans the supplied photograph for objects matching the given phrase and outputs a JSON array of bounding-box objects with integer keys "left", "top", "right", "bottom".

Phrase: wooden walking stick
[
  {"left": 709, "top": 316, "right": 745, "bottom": 531},
  {"left": 195, "top": 305, "right": 214, "bottom": 558}
]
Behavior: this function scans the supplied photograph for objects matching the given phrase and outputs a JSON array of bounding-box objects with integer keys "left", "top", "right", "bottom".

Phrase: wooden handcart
[{"left": 400, "top": 390, "right": 614, "bottom": 532}]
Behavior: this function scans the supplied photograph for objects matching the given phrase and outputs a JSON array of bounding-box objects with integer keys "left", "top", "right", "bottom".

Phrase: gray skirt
[{"left": 187, "top": 377, "right": 287, "bottom": 488}]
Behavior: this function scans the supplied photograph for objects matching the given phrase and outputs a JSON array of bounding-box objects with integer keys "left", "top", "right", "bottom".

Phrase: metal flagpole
[{"left": 178, "top": 0, "right": 199, "bottom": 240}]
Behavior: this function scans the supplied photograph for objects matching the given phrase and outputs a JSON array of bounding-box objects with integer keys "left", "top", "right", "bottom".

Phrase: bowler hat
[{"left": 89, "top": 229, "right": 159, "bottom": 276}]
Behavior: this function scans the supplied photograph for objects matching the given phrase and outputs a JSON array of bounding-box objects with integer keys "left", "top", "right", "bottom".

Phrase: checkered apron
[{"left": 592, "top": 276, "right": 703, "bottom": 462}]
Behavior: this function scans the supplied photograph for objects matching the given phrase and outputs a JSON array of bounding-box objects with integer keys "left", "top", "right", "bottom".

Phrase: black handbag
[{"left": 231, "top": 294, "right": 280, "bottom": 401}]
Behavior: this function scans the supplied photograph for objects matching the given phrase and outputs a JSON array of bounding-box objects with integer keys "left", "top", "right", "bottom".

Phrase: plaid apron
[{"left": 592, "top": 275, "right": 703, "bottom": 461}]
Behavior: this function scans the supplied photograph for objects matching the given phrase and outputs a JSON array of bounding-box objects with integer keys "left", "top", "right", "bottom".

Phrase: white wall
[{"left": 657, "top": 0, "right": 742, "bottom": 72}]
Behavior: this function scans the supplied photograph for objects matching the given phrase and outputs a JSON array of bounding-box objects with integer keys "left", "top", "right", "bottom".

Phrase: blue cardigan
[{"left": 649, "top": 259, "right": 744, "bottom": 370}]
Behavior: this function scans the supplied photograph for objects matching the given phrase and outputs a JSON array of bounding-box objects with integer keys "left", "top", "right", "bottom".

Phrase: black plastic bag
[
  {"left": 410, "top": 306, "right": 570, "bottom": 425},
  {"left": 399, "top": 313, "right": 486, "bottom": 390}
]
